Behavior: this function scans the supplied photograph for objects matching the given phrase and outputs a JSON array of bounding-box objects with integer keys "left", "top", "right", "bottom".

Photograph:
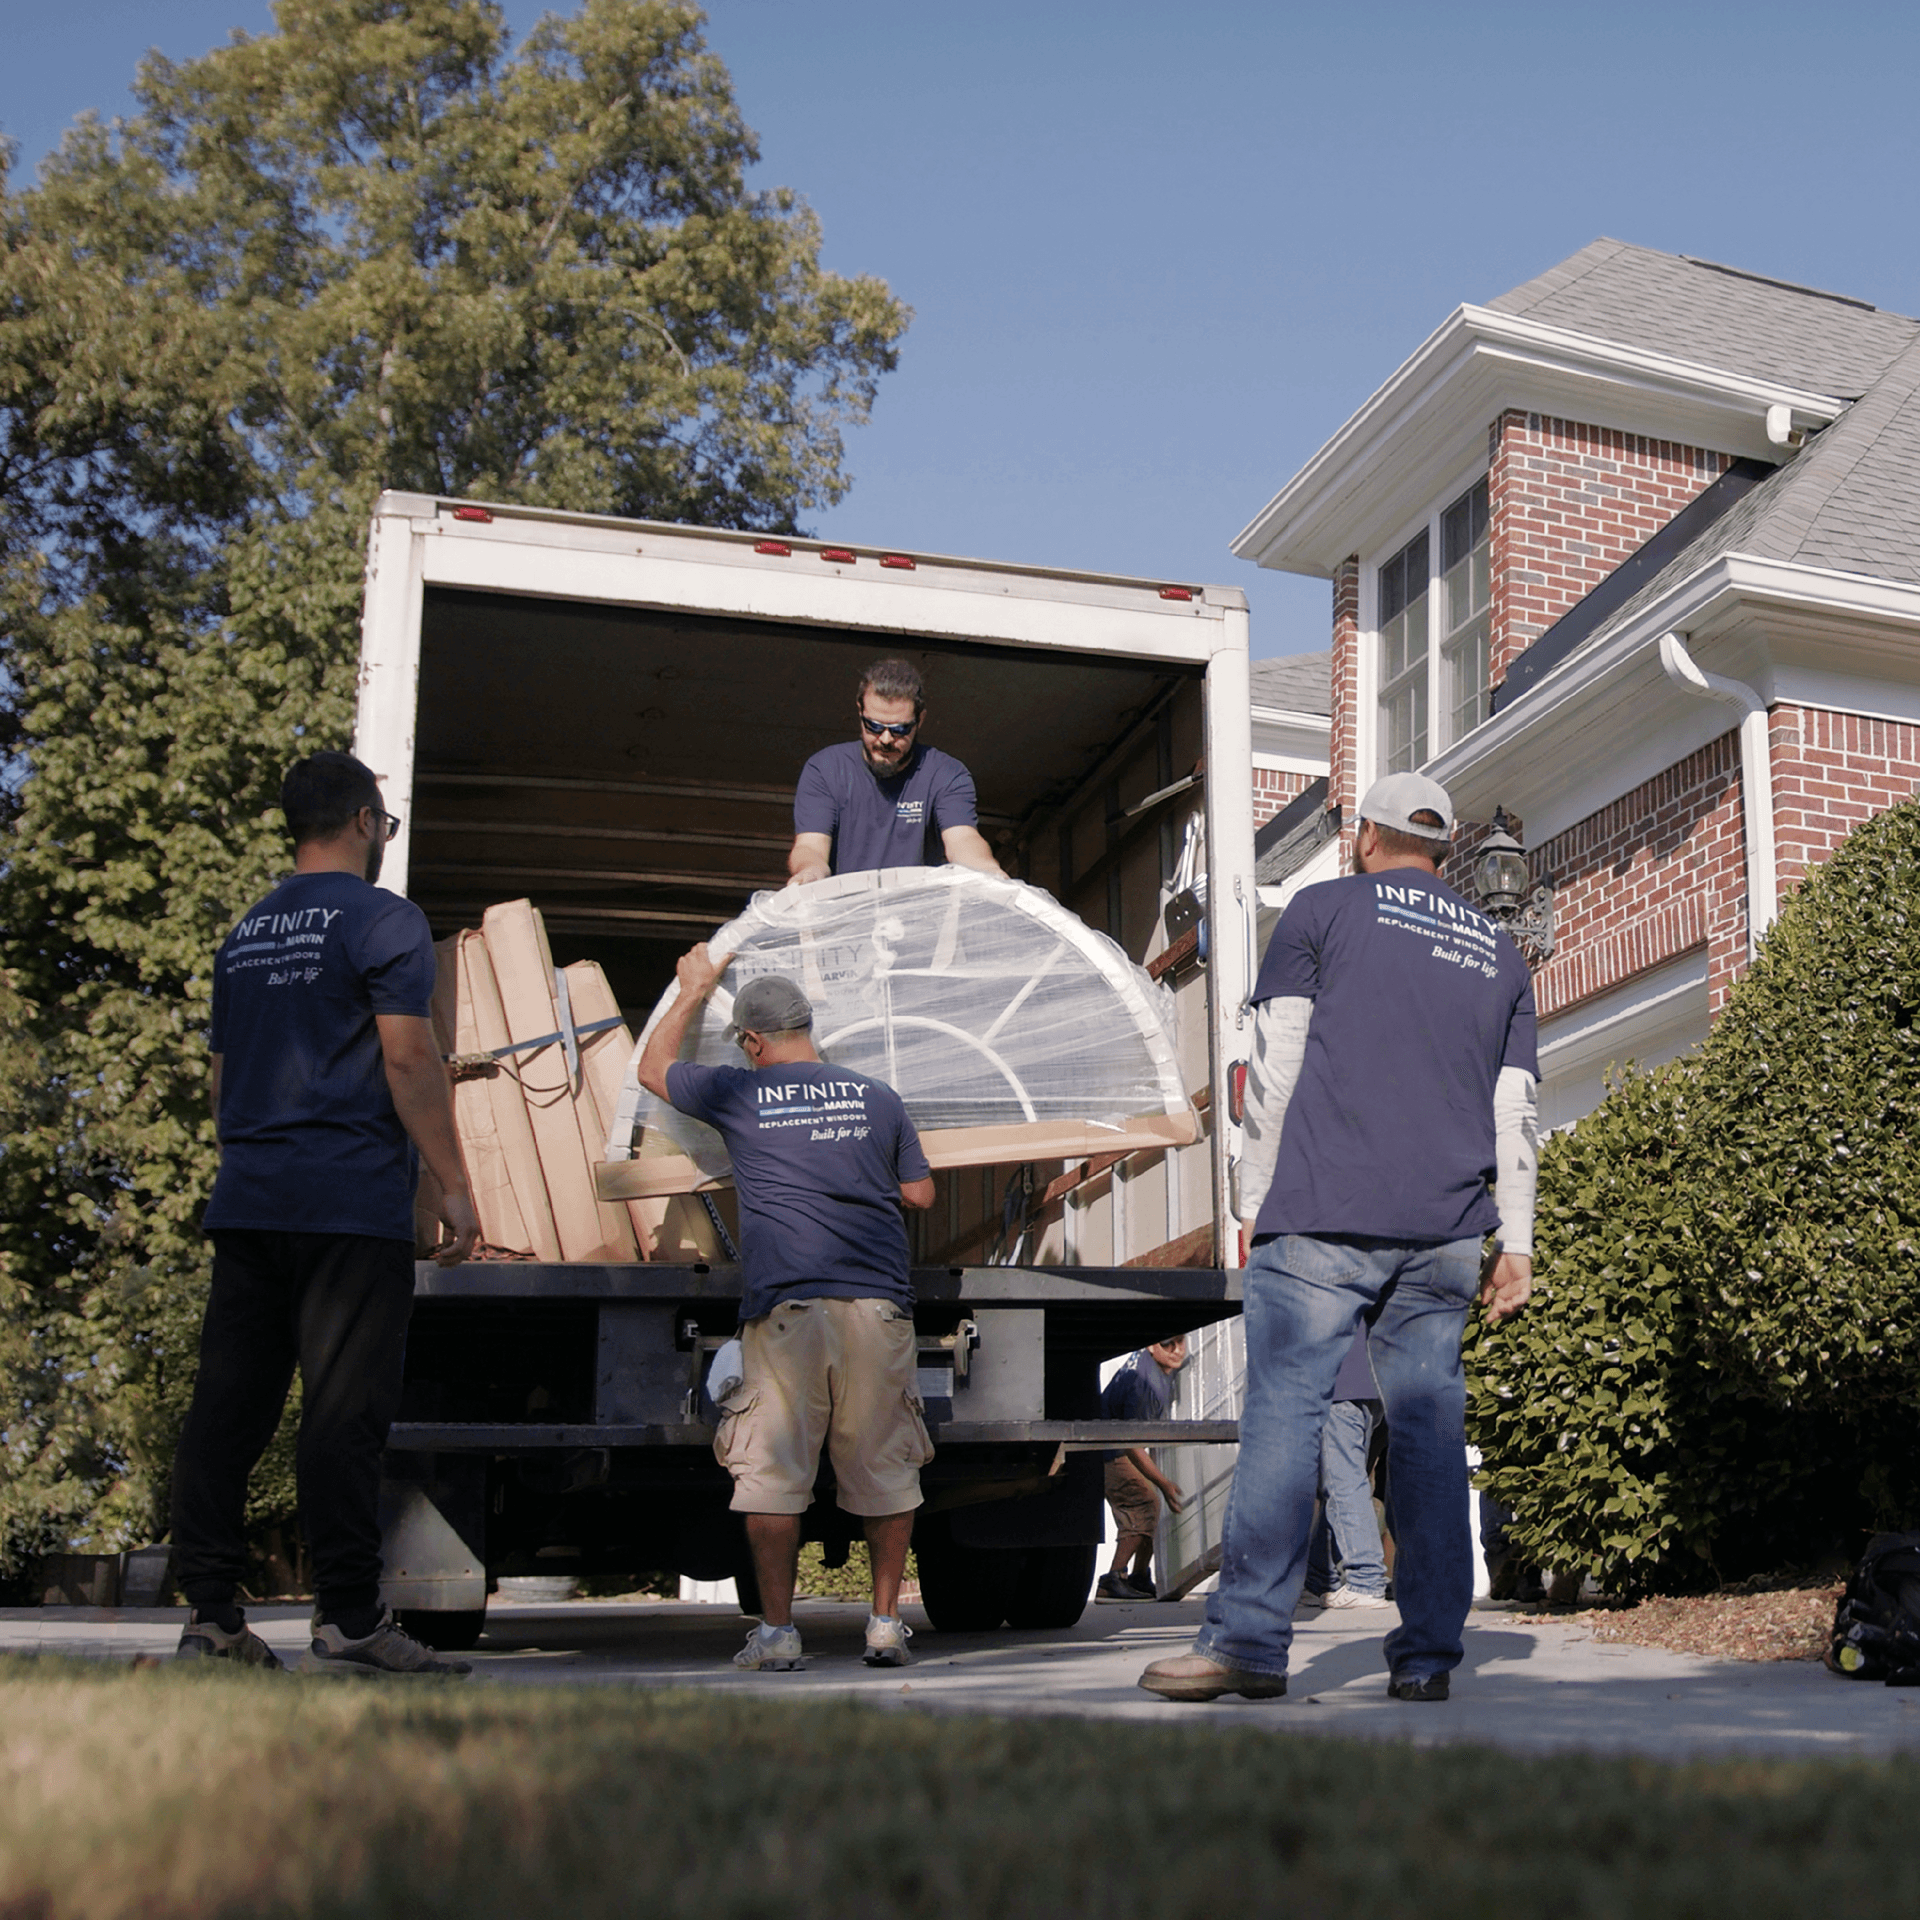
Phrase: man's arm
[
  {"left": 899, "top": 1176, "right": 935, "bottom": 1210},
  {"left": 637, "top": 944, "right": 729, "bottom": 1100},
  {"left": 376, "top": 1014, "right": 480, "bottom": 1266},
  {"left": 939, "top": 823, "right": 1005, "bottom": 877},
  {"left": 209, "top": 1054, "right": 223, "bottom": 1136},
  {"left": 787, "top": 831, "right": 833, "bottom": 887},
  {"left": 1124, "top": 1446, "right": 1185, "bottom": 1511},
  {"left": 1236, "top": 996, "right": 1311, "bottom": 1240},
  {"left": 1480, "top": 1065, "right": 1539, "bottom": 1325}
]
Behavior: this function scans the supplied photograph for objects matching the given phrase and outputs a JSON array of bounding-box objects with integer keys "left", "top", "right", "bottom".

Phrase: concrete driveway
[{"left": 7, "top": 1595, "right": 1918, "bottom": 1761}]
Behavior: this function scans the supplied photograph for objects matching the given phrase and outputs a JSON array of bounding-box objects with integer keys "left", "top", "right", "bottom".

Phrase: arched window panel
[{"left": 597, "top": 867, "right": 1197, "bottom": 1199}]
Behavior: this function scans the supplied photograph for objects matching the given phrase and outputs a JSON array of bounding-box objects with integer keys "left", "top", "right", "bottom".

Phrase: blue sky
[{"left": 6, "top": 2, "right": 1919, "bottom": 658}]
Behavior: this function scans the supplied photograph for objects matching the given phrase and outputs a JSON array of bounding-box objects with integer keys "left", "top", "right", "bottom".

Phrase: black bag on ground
[{"left": 1826, "top": 1531, "right": 1920, "bottom": 1683}]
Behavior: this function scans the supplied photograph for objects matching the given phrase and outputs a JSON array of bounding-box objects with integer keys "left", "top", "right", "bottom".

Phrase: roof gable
[{"left": 1486, "top": 238, "right": 1918, "bottom": 401}]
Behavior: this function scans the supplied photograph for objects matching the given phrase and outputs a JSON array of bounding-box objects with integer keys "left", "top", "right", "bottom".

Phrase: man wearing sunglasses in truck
[{"left": 787, "top": 658, "right": 1006, "bottom": 884}]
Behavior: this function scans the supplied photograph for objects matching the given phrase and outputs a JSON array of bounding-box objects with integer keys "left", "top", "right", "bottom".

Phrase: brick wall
[
  {"left": 1487, "top": 412, "right": 1731, "bottom": 684},
  {"left": 1772, "top": 706, "right": 1920, "bottom": 889},
  {"left": 1528, "top": 731, "right": 1749, "bottom": 1020},
  {"left": 1252, "top": 765, "right": 1317, "bottom": 830},
  {"left": 1497, "top": 708, "right": 1920, "bottom": 1031}
]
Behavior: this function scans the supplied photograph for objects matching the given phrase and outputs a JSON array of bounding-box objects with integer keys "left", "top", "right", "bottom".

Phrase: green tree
[
  {"left": 1468, "top": 799, "right": 1920, "bottom": 1594},
  {"left": 0, "top": 0, "right": 907, "bottom": 1582}
]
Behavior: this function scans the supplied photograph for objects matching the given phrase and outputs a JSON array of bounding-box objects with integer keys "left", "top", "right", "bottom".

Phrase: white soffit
[{"left": 1232, "top": 307, "right": 1847, "bottom": 578}]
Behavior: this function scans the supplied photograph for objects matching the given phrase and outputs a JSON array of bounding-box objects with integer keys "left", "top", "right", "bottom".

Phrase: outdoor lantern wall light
[{"left": 1474, "top": 807, "right": 1555, "bottom": 966}]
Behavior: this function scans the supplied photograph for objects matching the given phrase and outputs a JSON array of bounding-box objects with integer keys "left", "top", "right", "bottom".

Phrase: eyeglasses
[
  {"left": 859, "top": 714, "right": 919, "bottom": 741},
  {"left": 364, "top": 806, "right": 403, "bottom": 842}
]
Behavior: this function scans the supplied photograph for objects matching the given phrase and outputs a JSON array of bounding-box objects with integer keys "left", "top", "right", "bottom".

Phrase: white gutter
[{"left": 1657, "top": 632, "right": 1777, "bottom": 956}]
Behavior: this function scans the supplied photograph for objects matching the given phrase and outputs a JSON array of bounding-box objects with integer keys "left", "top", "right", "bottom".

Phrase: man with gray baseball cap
[
  {"left": 638, "top": 947, "right": 936, "bottom": 1673},
  {"left": 1142, "top": 771, "right": 1539, "bottom": 1705}
]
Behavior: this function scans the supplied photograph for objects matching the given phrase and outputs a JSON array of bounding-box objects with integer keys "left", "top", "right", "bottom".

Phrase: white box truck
[{"left": 352, "top": 491, "right": 1257, "bottom": 1646}]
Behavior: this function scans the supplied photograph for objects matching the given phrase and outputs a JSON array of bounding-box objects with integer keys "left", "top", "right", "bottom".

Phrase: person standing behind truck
[
  {"left": 787, "top": 658, "right": 1006, "bottom": 882},
  {"left": 638, "top": 957, "right": 937, "bottom": 1671},
  {"left": 171, "top": 751, "right": 481, "bottom": 1675},
  {"left": 1139, "top": 771, "right": 1538, "bottom": 1706},
  {"left": 1095, "top": 1335, "right": 1188, "bottom": 1602}
]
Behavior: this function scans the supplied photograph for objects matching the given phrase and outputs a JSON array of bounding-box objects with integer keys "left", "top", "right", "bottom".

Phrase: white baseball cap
[{"left": 1356, "top": 771, "right": 1455, "bottom": 839}]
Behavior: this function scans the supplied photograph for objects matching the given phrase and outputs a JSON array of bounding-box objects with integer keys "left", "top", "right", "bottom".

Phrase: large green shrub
[{"left": 1468, "top": 798, "right": 1920, "bottom": 1594}]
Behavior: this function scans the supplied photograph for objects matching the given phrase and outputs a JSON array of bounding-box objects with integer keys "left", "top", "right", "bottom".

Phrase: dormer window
[{"left": 1376, "top": 478, "right": 1490, "bottom": 773}]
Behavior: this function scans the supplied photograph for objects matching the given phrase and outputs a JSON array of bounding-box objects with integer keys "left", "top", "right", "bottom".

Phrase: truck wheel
[
  {"left": 397, "top": 1606, "right": 487, "bottom": 1652},
  {"left": 916, "top": 1533, "right": 1020, "bottom": 1632},
  {"left": 1004, "top": 1544, "right": 1098, "bottom": 1630}
]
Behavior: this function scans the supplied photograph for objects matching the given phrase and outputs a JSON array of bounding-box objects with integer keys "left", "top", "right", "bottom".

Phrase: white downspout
[{"left": 1656, "top": 632, "right": 1777, "bottom": 960}]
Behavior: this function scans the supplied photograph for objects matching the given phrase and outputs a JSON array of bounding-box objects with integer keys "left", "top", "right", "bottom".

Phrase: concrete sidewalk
[{"left": 6, "top": 1595, "right": 1918, "bottom": 1761}]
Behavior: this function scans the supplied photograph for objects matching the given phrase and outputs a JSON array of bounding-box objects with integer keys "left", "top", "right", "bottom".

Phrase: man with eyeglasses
[
  {"left": 787, "top": 658, "right": 1006, "bottom": 884},
  {"left": 170, "top": 750, "right": 480, "bottom": 1676}
]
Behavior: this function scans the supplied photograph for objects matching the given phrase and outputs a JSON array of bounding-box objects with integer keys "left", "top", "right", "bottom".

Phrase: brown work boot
[{"left": 1138, "top": 1651, "right": 1287, "bottom": 1701}]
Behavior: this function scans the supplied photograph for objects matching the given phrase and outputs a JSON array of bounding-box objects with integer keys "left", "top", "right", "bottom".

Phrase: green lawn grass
[{"left": 2, "top": 1655, "right": 1915, "bottom": 1918}]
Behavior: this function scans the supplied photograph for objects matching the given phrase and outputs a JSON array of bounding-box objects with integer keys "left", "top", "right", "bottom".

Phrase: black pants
[{"left": 171, "top": 1230, "right": 415, "bottom": 1615}]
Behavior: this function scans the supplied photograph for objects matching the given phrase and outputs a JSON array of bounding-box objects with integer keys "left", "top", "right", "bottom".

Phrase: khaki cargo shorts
[
  {"left": 1104, "top": 1456, "right": 1162, "bottom": 1536},
  {"left": 713, "top": 1296, "right": 934, "bottom": 1517}
]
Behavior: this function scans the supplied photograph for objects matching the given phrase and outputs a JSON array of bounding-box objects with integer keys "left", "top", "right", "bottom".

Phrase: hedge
[{"left": 1467, "top": 797, "right": 1920, "bottom": 1594}]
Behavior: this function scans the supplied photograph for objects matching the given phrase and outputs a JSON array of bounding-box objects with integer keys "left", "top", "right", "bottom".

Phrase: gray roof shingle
[
  {"left": 1487, "top": 239, "right": 1919, "bottom": 399},
  {"left": 1251, "top": 651, "right": 1332, "bottom": 715}
]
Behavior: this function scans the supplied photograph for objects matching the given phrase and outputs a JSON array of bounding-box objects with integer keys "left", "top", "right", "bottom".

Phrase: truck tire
[
  {"left": 1003, "top": 1543, "right": 1098, "bottom": 1630},
  {"left": 915, "top": 1532, "right": 1020, "bottom": 1633},
  {"left": 397, "top": 1606, "right": 487, "bottom": 1652}
]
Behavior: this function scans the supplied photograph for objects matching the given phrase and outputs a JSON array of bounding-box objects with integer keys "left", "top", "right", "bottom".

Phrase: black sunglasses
[
  {"left": 859, "top": 713, "right": 919, "bottom": 741},
  {"left": 364, "top": 805, "right": 403, "bottom": 842}
]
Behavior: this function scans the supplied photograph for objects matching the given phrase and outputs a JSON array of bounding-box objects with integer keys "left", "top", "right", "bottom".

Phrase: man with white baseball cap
[{"left": 1141, "top": 771, "right": 1539, "bottom": 1705}]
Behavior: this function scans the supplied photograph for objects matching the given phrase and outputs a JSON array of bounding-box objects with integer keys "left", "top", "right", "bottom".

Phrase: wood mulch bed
[{"left": 1556, "top": 1579, "right": 1844, "bottom": 1663}]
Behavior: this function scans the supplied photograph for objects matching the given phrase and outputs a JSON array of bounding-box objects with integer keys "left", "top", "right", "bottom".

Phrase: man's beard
[
  {"left": 863, "top": 737, "right": 914, "bottom": 776},
  {"left": 364, "top": 834, "right": 385, "bottom": 885}
]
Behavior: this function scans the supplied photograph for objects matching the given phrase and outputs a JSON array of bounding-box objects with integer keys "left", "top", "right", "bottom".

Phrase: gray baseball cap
[
  {"left": 723, "top": 974, "right": 814, "bottom": 1041},
  {"left": 1356, "top": 771, "right": 1455, "bottom": 839}
]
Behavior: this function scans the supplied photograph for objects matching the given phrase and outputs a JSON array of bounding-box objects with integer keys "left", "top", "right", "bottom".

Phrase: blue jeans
[
  {"left": 1304, "top": 1398, "right": 1386, "bottom": 1597},
  {"left": 1195, "top": 1233, "right": 1480, "bottom": 1682}
]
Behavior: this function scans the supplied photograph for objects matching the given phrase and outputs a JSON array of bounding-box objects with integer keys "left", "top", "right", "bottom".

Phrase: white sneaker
[
  {"left": 1321, "top": 1585, "right": 1393, "bottom": 1610},
  {"left": 734, "top": 1622, "right": 805, "bottom": 1670},
  {"left": 1297, "top": 1589, "right": 1329, "bottom": 1610},
  {"left": 864, "top": 1613, "right": 914, "bottom": 1668}
]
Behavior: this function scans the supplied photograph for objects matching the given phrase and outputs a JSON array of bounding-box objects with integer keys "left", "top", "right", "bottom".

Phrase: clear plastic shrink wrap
[{"left": 597, "top": 866, "right": 1196, "bottom": 1198}]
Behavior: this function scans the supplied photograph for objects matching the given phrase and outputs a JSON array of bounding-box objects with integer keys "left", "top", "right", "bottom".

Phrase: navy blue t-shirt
[
  {"left": 1100, "top": 1352, "right": 1175, "bottom": 1423},
  {"left": 665, "top": 1059, "right": 932, "bottom": 1321},
  {"left": 792, "top": 739, "right": 979, "bottom": 873},
  {"left": 1332, "top": 1326, "right": 1379, "bottom": 1403},
  {"left": 1253, "top": 870, "right": 1538, "bottom": 1244},
  {"left": 204, "top": 872, "right": 437, "bottom": 1243}
]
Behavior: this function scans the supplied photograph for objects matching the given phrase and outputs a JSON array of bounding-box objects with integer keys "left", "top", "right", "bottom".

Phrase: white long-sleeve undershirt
[{"left": 1234, "top": 996, "right": 1540, "bottom": 1256}]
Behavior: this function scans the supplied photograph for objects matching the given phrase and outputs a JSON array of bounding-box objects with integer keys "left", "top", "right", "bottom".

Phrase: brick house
[{"left": 1232, "top": 238, "right": 1920, "bottom": 1127}]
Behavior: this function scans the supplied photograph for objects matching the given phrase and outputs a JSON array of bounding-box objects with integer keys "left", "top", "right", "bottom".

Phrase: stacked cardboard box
[{"left": 416, "top": 898, "right": 728, "bottom": 1263}]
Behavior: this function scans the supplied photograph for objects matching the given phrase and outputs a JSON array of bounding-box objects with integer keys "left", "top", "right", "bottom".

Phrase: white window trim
[{"left": 1358, "top": 458, "right": 1490, "bottom": 791}]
